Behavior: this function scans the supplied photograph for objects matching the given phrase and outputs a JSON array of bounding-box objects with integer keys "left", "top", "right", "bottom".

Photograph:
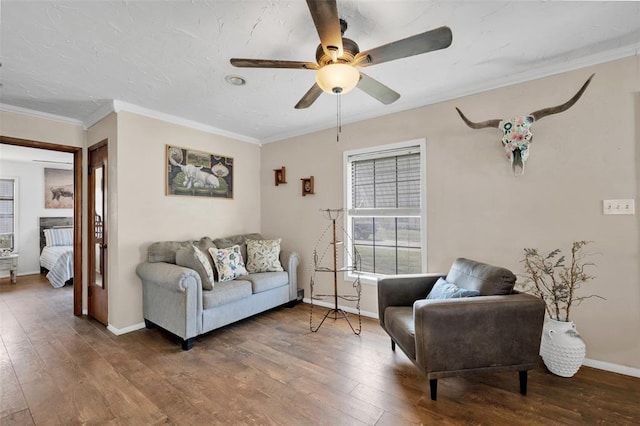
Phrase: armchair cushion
[
  {"left": 445, "top": 257, "right": 516, "bottom": 295},
  {"left": 384, "top": 306, "right": 416, "bottom": 360},
  {"left": 426, "top": 277, "right": 480, "bottom": 299}
]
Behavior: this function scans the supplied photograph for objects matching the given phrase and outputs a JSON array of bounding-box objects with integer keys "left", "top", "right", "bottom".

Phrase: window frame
[
  {"left": 343, "top": 139, "right": 427, "bottom": 283},
  {"left": 0, "top": 177, "right": 18, "bottom": 252}
]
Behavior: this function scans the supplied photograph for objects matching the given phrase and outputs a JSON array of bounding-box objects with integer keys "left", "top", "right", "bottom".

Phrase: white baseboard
[
  {"left": 107, "top": 321, "right": 146, "bottom": 336},
  {"left": 302, "top": 298, "right": 378, "bottom": 319},
  {"left": 583, "top": 358, "right": 640, "bottom": 378},
  {"left": 19, "top": 270, "right": 42, "bottom": 276},
  {"left": 1, "top": 270, "right": 40, "bottom": 278}
]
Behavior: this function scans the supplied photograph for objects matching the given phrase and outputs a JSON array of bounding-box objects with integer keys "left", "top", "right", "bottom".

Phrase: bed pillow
[
  {"left": 209, "top": 245, "right": 248, "bottom": 282},
  {"left": 246, "top": 238, "right": 284, "bottom": 273},
  {"left": 176, "top": 245, "right": 216, "bottom": 290},
  {"left": 44, "top": 227, "right": 73, "bottom": 246},
  {"left": 427, "top": 277, "right": 480, "bottom": 300}
]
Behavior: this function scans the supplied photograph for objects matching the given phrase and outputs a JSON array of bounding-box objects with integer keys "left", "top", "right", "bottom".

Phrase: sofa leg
[
  {"left": 144, "top": 319, "right": 154, "bottom": 329},
  {"left": 429, "top": 379, "right": 438, "bottom": 401},
  {"left": 181, "top": 338, "right": 194, "bottom": 351},
  {"left": 519, "top": 370, "right": 528, "bottom": 395},
  {"left": 391, "top": 339, "right": 395, "bottom": 351}
]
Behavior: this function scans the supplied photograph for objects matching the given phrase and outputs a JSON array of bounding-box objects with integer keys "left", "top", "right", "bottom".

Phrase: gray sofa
[
  {"left": 136, "top": 233, "right": 299, "bottom": 350},
  {"left": 378, "top": 257, "right": 545, "bottom": 400}
]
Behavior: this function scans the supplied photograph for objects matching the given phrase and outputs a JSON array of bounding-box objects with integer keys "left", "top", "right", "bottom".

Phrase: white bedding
[{"left": 40, "top": 245, "right": 74, "bottom": 288}]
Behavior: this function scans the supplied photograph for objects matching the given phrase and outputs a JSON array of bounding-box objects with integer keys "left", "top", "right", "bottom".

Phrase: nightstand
[{"left": 0, "top": 253, "right": 19, "bottom": 284}]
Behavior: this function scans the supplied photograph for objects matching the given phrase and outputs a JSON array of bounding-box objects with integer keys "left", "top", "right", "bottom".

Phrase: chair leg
[
  {"left": 429, "top": 379, "right": 438, "bottom": 401},
  {"left": 390, "top": 339, "right": 395, "bottom": 351},
  {"left": 519, "top": 370, "right": 528, "bottom": 395}
]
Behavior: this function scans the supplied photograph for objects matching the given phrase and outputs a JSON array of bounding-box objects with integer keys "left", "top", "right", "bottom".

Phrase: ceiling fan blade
[
  {"left": 230, "top": 58, "right": 319, "bottom": 70},
  {"left": 357, "top": 73, "right": 400, "bottom": 105},
  {"left": 306, "top": 0, "right": 344, "bottom": 58},
  {"left": 354, "top": 26, "right": 452, "bottom": 67},
  {"left": 295, "top": 83, "right": 323, "bottom": 109}
]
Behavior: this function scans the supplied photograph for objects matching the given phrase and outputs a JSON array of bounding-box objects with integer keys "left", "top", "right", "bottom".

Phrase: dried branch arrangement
[{"left": 519, "top": 241, "right": 604, "bottom": 321}]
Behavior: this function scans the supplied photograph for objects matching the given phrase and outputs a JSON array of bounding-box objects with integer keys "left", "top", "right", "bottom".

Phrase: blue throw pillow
[{"left": 427, "top": 277, "right": 480, "bottom": 299}]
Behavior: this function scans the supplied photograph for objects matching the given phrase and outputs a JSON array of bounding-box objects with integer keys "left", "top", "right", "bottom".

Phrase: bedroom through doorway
[{"left": 0, "top": 136, "right": 82, "bottom": 316}]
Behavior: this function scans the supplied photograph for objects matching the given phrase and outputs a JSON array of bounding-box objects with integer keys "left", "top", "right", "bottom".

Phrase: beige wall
[
  {"left": 110, "top": 111, "right": 262, "bottom": 329},
  {"left": 260, "top": 56, "right": 640, "bottom": 369},
  {"left": 0, "top": 110, "right": 85, "bottom": 147}
]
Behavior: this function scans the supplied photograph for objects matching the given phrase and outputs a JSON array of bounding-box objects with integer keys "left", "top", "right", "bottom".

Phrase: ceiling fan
[{"left": 230, "top": 0, "right": 452, "bottom": 109}]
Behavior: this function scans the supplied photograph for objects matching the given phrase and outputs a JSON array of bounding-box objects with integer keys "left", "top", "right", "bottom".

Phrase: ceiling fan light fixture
[{"left": 316, "top": 63, "right": 359, "bottom": 95}]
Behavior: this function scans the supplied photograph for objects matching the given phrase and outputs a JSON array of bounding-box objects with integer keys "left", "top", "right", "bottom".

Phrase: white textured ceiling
[{"left": 1, "top": 1, "right": 639, "bottom": 144}]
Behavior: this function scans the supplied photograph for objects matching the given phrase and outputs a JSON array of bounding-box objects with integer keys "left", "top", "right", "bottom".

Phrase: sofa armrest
[
  {"left": 413, "top": 293, "right": 545, "bottom": 377},
  {"left": 136, "top": 262, "right": 203, "bottom": 339},
  {"left": 377, "top": 274, "right": 443, "bottom": 328},
  {"left": 280, "top": 250, "right": 299, "bottom": 301},
  {"left": 136, "top": 261, "right": 201, "bottom": 292}
]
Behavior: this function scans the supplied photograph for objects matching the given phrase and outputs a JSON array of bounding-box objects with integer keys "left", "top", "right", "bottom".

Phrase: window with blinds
[
  {"left": 344, "top": 140, "right": 426, "bottom": 277},
  {"left": 0, "top": 179, "right": 16, "bottom": 250}
]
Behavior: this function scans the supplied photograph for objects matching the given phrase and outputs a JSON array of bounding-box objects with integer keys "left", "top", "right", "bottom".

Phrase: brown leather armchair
[{"left": 378, "top": 258, "right": 545, "bottom": 400}]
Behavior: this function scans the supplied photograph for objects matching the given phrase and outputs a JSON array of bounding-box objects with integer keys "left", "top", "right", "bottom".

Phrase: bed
[{"left": 39, "top": 217, "right": 74, "bottom": 288}]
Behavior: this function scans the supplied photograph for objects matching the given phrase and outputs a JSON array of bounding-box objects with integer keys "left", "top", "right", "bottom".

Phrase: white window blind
[{"left": 345, "top": 141, "right": 425, "bottom": 277}]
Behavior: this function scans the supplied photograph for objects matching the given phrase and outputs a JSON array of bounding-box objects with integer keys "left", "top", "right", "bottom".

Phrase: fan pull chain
[{"left": 336, "top": 94, "right": 342, "bottom": 142}]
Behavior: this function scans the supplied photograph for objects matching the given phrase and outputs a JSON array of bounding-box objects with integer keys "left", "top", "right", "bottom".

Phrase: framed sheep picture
[{"left": 166, "top": 145, "right": 233, "bottom": 199}]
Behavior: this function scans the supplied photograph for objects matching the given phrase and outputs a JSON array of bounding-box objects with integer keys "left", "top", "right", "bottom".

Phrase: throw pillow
[
  {"left": 193, "top": 237, "right": 218, "bottom": 280},
  {"left": 427, "top": 277, "right": 480, "bottom": 300},
  {"left": 176, "top": 244, "right": 216, "bottom": 290},
  {"left": 44, "top": 227, "right": 74, "bottom": 246},
  {"left": 209, "top": 245, "right": 248, "bottom": 282},
  {"left": 246, "top": 239, "right": 284, "bottom": 273}
]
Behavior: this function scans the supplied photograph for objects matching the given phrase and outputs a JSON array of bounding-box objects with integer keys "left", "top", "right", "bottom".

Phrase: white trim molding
[
  {"left": 107, "top": 321, "right": 146, "bottom": 336},
  {"left": 583, "top": 358, "right": 640, "bottom": 378},
  {"left": 112, "top": 100, "right": 261, "bottom": 145},
  {"left": 303, "top": 298, "right": 378, "bottom": 320},
  {"left": 0, "top": 103, "right": 84, "bottom": 127}
]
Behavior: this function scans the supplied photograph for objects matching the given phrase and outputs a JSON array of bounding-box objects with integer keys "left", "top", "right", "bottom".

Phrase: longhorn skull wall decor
[{"left": 455, "top": 74, "right": 594, "bottom": 176}]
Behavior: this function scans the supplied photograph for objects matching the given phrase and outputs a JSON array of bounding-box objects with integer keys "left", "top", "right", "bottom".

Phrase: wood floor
[{"left": 1, "top": 275, "right": 639, "bottom": 425}]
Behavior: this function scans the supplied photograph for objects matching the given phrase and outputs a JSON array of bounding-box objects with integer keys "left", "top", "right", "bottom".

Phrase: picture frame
[
  {"left": 301, "top": 176, "right": 314, "bottom": 196},
  {"left": 274, "top": 166, "right": 287, "bottom": 186},
  {"left": 44, "top": 168, "right": 74, "bottom": 209},
  {"left": 166, "top": 145, "right": 233, "bottom": 198}
]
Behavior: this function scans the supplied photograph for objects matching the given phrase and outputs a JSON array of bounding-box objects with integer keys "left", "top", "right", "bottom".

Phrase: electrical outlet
[{"left": 603, "top": 199, "right": 635, "bottom": 215}]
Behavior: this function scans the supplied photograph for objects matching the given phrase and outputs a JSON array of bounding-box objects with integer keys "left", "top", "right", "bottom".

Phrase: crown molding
[
  {"left": 112, "top": 100, "right": 261, "bottom": 145},
  {"left": 83, "top": 101, "right": 117, "bottom": 130},
  {"left": 0, "top": 103, "right": 84, "bottom": 127}
]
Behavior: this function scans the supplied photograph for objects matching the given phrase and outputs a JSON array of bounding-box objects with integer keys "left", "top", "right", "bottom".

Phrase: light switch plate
[{"left": 603, "top": 199, "right": 635, "bottom": 215}]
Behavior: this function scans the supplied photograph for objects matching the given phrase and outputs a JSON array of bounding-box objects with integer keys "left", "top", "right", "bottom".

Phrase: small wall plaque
[
  {"left": 301, "top": 176, "right": 314, "bottom": 196},
  {"left": 274, "top": 166, "right": 287, "bottom": 186}
]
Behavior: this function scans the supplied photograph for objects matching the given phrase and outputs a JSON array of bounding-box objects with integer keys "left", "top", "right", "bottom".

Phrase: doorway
[
  {"left": 88, "top": 140, "right": 108, "bottom": 325},
  {"left": 0, "top": 136, "right": 83, "bottom": 315}
]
